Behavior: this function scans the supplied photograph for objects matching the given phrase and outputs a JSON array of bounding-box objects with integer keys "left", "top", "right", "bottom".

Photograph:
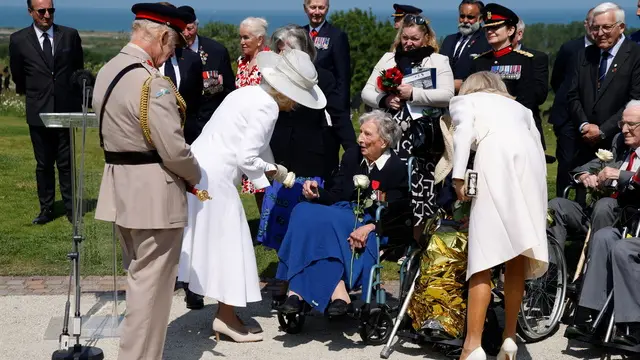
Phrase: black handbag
[{"left": 408, "top": 113, "right": 445, "bottom": 159}]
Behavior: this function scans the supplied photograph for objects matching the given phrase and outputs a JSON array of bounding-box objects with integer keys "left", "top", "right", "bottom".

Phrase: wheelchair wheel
[
  {"left": 517, "top": 238, "right": 567, "bottom": 342},
  {"left": 359, "top": 307, "right": 393, "bottom": 345},
  {"left": 278, "top": 312, "right": 306, "bottom": 334}
]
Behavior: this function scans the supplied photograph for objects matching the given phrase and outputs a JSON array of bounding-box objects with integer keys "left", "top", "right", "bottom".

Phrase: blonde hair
[
  {"left": 131, "top": 19, "right": 179, "bottom": 47},
  {"left": 260, "top": 82, "right": 297, "bottom": 111},
  {"left": 459, "top": 71, "right": 514, "bottom": 99},
  {"left": 240, "top": 17, "right": 269, "bottom": 38},
  {"left": 391, "top": 19, "right": 439, "bottom": 53}
]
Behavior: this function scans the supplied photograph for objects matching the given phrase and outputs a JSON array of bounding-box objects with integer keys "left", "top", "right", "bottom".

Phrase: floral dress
[{"left": 236, "top": 55, "right": 265, "bottom": 194}]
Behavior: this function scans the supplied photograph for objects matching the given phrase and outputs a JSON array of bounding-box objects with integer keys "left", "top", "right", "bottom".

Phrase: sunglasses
[
  {"left": 31, "top": 7, "right": 55, "bottom": 16},
  {"left": 459, "top": 14, "right": 476, "bottom": 20},
  {"left": 403, "top": 14, "right": 428, "bottom": 26}
]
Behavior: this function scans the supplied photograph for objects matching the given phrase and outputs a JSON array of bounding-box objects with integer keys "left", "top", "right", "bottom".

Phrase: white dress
[
  {"left": 450, "top": 92, "right": 549, "bottom": 281},
  {"left": 178, "top": 85, "right": 279, "bottom": 307}
]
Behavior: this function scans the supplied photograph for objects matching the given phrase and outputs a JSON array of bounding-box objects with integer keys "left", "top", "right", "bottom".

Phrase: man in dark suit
[
  {"left": 9, "top": 0, "right": 83, "bottom": 224},
  {"left": 548, "top": 8, "right": 595, "bottom": 196},
  {"left": 178, "top": 6, "right": 235, "bottom": 144},
  {"left": 302, "top": 0, "right": 351, "bottom": 109},
  {"left": 440, "top": 0, "right": 491, "bottom": 94},
  {"left": 513, "top": 18, "right": 549, "bottom": 149},
  {"left": 567, "top": 4, "right": 640, "bottom": 181},
  {"left": 631, "top": 0, "right": 640, "bottom": 44},
  {"left": 390, "top": 4, "right": 422, "bottom": 30}
]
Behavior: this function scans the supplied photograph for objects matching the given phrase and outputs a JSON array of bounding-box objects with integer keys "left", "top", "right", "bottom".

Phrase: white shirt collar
[
  {"left": 311, "top": 20, "right": 326, "bottom": 33},
  {"left": 361, "top": 150, "right": 391, "bottom": 171},
  {"left": 33, "top": 24, "right": 53, "bottom": 40},
  {"left": 189, "top": 35, "right": 200, "bottom": 53},
  {"left": 584, "top": 35, "right": 593, "bottom": 47},
  {"left": 602, "top": 34, "right": 625, "bottom": 57},
  {"left": 515, "top": 43, "right": 522, "bottom": 50}
]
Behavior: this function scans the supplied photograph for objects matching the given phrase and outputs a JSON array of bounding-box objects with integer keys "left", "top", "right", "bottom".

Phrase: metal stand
[{"left": 42, "top": 76, "right": 114, "bottom": 359}]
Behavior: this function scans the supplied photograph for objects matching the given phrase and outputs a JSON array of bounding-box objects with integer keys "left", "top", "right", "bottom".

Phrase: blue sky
[{"left": 0, "top": 0, "right": 633, "bottom": 11}]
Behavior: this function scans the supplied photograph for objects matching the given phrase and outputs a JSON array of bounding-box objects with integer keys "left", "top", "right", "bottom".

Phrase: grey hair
[
  {"left": 304, "top": 0, "right": 330, "bottom": 7},
  {"left": 270, "top": 24, "right": 317, "bottom": 61},
  {"left": 592, "top": 2, "right": 625, "bottom": 24},
  {"left": 359, "top": 110, "right": 402, "bottom": 149},
  {"left": 240, "top": 17, "right": 268, "bottom": 38},
  {"left": 130, "top": 19, "right": 179, "bottom": 46},
  {"left": 626, "top": 100, "right": 640, "bottom": 109},
  {"left": 517, "top": 19, "right": 525, "bottom": 33}
]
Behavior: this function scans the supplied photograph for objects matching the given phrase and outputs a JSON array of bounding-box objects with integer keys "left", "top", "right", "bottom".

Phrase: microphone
[{"left": 71, "top": 69, "right": 95, "bottom": 90}]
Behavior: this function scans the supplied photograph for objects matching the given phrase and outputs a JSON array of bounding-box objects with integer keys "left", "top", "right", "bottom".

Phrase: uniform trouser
[
  {"left": 579, "top": 227, "right": 640, "bottom": 324},
  {"left": 547, "top": 197, "right": 618, "bottom": 249},
  {"left": 116, "top": 226, "right": 184, "bottom": 360}
]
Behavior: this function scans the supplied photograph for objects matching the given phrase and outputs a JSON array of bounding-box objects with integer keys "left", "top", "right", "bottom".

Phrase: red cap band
[{"left": 135, "top": 10, "right": 186, "bottom": 31}]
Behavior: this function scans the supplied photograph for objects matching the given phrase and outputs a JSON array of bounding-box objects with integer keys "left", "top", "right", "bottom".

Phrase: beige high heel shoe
[
  {"left": 212, "top": 318, "right": 263, "bottom": 343},
  {"left": 497, "top": 338, "right": 518, "bottom": 360},
  {"left": 464, "top": 347, "right": 487, "bottom": 360}
]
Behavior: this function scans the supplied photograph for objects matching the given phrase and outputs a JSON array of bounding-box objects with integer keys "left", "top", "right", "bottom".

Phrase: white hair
[
  {"left": 517, "top": 19, "right": 525, "bottom": 33},
  {"left": 592, "top": 2, "right": 625, "bottom": 24},
  {"left": 130, "top": 19, "right": 178, "bottom": 45},
  {"left": 626, "top": 100, "right": 640, "bottom": 109},
  {"left": 359, "top": 110, "right": 402, "bottom": 148},
  {"left": 240, "top": 17, "right": 268, "bottom": 38},
  {"left": 304, "top": 0, "right": 330, "bottom": 7}
]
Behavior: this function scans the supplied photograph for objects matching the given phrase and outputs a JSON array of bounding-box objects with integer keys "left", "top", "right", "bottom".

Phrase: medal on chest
[
  {"left": 490, "top": 64, "right": 521, "bottom": 80},
  {"left": 314, "top": 36, "right": 330, "bottom": 50}
]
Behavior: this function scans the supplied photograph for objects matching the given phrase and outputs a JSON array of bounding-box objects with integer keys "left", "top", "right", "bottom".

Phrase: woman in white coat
[
  {"left": 361, "top": 14, "right": 454, "bottom": 236},
  {"left": 178, "top": 49, "right": 326, "bottom": 342},
  {"left": 450, "top": 71, "right": 548, "bottom": 360}
]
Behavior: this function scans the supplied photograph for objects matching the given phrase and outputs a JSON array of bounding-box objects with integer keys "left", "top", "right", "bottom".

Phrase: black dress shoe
[
  {"left": 32, "top": 209, "right": 53, "bottom": 225},
  {"left": 326, "top": 299, "right": 349, "bottom": 317},
  {"left": 278, "top": 295, "right": 303, "bottom": 315},
  {"left": 66, "top": 211, "right": 73, "bottom": 224},
  {"left": 566, "top": 324, "right": 597, "bottom": 340},
  {"left": 184, "top": 289, "right": 204, "bottom": 310}
]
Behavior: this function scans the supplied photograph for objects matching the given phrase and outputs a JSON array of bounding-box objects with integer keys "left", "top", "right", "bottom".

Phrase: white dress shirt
[
  {"left": 159, "top": 55, "right": 181, "bottom": 89},
  {"left": 33, "top": 24, "right": 54, "bottom": 54},
  {"left": 189, "top": 35, "right": 200, "bottom": 53},
  {"left": 361, "top": 150, "right": 391, "bottom": 172},
  {"left": 454, "top": 34, "right": 471, "bottom": 55}
]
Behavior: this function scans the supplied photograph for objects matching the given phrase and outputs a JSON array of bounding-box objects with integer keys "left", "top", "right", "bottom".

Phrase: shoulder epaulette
[
  {"left": 474, "top": 50, "right": 492, "bottom": 59},
  {"left": 514, "top": 49, "right": 534, "bottom": 58}
]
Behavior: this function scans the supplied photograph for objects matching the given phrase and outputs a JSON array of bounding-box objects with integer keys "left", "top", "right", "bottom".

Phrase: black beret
[
  {"left": 392, "top": 4, "right": 423, "bottom": 17},
  {"left": 131, "top": 3, "right": 189, "bottom": 34},
  {"left": 177, "top": 5, "right": 196, "bottom": 23},
  {"left": 482, "top": 3, "right": 519, "bottom": 28}
]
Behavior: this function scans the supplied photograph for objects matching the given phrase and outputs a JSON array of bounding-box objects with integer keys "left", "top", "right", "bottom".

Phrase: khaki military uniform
[{"left": 93, "top": 43, "right": 201, "bottom": 360}]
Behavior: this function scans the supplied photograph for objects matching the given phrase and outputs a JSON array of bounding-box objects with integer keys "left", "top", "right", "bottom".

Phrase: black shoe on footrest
[
  {"left": 326, "top": 299, "right": 349, "bottom": 317},
  {"left": 278, "top": 295, "right": 304, "bottom": 314}
]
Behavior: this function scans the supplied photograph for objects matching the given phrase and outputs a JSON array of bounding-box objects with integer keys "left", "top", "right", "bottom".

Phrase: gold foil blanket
[{"left": 407, "top": 229, "right": 468, "bottom": 339}]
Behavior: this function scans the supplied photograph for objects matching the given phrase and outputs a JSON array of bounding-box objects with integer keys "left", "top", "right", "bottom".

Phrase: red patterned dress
[{"left": 236, "top": 54, "right": 266, "bottom": 194}]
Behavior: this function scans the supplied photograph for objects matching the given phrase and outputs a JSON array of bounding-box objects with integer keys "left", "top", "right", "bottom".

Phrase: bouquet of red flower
[{"left": 377, "top": 67, "right": 404, "bottom": 93}]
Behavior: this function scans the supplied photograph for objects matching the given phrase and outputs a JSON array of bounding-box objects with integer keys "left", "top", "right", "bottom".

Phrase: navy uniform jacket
[
  {"left": 190, "top": 35, "right": 235, "bottom": 142},
  {"left": 631, "top": 30, "right": 640, "bottom": 45},
  {"left": 170, "top": 47, "right": 203, "bottom": 144},
  {"left": 470, "top": 47, "right": 547, "bottom": 148},
  {"left": 304, "top": 22, "right": 351, "bottom": 108},
  {"left": 440, "top": 30, "right": 491, "bottom": 81},
  {"left": 549, "top": 37, "right": 587, "bottom": 127}
]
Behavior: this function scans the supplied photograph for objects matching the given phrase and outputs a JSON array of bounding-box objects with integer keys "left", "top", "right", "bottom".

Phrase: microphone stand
[{"left": 52, "top": 77, "right": 104, "bottom": 360}]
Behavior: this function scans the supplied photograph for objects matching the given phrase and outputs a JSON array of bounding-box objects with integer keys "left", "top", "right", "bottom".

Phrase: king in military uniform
[
  {"left": 469, "top": 3, "right": 546, "bottom": 146},
  {"left": 92, "top": 3, "right": 201, "bottom": 359}
]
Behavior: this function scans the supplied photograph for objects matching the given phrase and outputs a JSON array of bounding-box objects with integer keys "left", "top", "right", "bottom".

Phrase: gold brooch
[{"left": 487, "top": 12, "right": 492, "bottom": 19}]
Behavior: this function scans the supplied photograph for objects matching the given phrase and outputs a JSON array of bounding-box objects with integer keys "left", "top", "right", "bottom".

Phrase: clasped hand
[
  {"left": 581, "top": 124, "right": 601, "bottom": 144},
  {"left": 302, "top": 180, "right": 320, "bottom": 200},
  {"left": 579, "top": 167, "right": 620, "bottom": 189},
  {"left": 348, "top": 223, "right": 375, "bottom": 251}
]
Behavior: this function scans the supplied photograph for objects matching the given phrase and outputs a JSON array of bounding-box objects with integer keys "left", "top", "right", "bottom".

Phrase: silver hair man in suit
[
  {"left": 548, "top": 100, "right": 640, "bottom": 251},
  {"left": 92, "top": 3, "right": 200, "bottom": 359}
]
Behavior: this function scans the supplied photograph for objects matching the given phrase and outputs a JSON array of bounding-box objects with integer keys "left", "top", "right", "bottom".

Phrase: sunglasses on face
[
  {"left": 31, "top": 7, "right": 55, "bottom": 16},
  {"left": 459, "top": 14, "right": 476, "bottom": 20},
  {"left": 404, "top": 14, "right": 428, "bottom": 26}
]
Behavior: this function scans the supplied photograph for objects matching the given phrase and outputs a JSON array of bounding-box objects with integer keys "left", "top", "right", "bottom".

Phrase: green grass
[{"left": 0, "top": 104, "right": 558, "bottom": 279}]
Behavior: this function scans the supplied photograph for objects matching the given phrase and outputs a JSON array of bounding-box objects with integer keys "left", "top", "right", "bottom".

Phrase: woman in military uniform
[{"left": 469, "top": 3, "right": 541, "bottom": 141}]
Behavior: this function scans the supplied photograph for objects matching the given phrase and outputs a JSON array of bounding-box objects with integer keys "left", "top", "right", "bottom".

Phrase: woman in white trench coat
[
  {"left": 450, "top": 72, "right": 548, "bottom": 360},
  {"left": 178, "top": 49, "right": 326, "bottom": 343}
]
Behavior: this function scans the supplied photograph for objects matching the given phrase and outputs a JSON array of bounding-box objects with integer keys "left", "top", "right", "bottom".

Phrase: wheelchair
[{"left": 272, "top": 156, "right": 416, "bottom": 345}]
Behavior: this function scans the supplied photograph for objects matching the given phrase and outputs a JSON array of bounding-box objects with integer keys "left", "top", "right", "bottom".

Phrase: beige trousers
[{"left": 116, "top": 226, "right": 183, "bottom": 360}]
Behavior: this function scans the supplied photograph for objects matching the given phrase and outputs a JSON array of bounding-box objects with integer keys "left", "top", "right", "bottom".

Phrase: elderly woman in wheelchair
[{"left": 274, "top": 110, "right": 410, "bottom": 323}]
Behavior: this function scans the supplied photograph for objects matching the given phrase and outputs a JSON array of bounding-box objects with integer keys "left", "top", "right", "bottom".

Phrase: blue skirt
[
  {"left": 257, "top": 176, "right": 324, "bottom": 251},
  {"left": 276, "top": 201, "right": 382, "bottom": 312}
]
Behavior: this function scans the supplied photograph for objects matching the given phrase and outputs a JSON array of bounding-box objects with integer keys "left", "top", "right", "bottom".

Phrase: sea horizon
[{"left": 1, "top": 6, "right": 638, "bottom": 38}]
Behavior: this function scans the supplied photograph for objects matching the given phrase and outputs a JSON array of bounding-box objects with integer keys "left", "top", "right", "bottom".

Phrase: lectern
[{"left": 41, "top": 111, "right": 121, "bottom": 359}]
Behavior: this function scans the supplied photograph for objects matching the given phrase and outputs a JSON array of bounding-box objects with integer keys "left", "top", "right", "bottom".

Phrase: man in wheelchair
[{"left": 548, "top": 101, "right": 640, "bottom": 252}]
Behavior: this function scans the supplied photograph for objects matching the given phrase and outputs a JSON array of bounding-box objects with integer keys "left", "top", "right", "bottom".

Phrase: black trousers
[
  {"left": 28, "top": 125, "right": 72, "bottom": 213},
  {"left": 554, "top": 121, "right": 579, "bottom": 198}
]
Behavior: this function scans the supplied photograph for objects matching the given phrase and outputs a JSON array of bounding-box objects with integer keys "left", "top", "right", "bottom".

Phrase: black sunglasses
[
  {"left": 403, "top": 14, "right": 428, "bottom": 26},
  {"left": 459, "top": 14, "right": 476, "bottom": 20},
  {"left": 31, "top": 7, "right": 55, "bottom": 16}
]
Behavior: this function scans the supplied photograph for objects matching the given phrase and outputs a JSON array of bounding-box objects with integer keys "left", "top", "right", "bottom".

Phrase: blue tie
[{"left": 598, "top": 51, "right": 609, "bottom": 90}]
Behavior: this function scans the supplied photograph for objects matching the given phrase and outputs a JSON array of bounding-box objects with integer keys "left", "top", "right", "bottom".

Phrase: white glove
[{"left": 273, "top": 164, "right": 289, "bottom": 183}]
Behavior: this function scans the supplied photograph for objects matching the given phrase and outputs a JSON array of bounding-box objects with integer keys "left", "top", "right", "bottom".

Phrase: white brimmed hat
[{"left": 256, "top": 49, "right": 327, "bottom": 110}]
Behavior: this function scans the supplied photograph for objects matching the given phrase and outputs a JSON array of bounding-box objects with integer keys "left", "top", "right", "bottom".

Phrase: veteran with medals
[
  {"left": 469, "top": 3, "right": 545, "bottom": 146},
  {"left": 92, "top": 3, "right": 201, "bottom": 359}
]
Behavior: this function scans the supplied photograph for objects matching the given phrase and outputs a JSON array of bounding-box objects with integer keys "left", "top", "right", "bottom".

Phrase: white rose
[
  {"left": 353, "top": 175, "right": 370, "bottom": 189},
  {"left": 595, "top": 149, "right": 614, "bottom": 162},
  {"left": 282, "top": 172, "right": 296, "bottom": 188}
]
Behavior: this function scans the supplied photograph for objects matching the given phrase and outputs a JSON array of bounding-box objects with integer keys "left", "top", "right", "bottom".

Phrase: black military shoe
[
  {"left": 32, "top": 209, "right": 54, "bottom": 225},
  {"left": 184, "top": 289, "right": 204, "bottom": 310}
]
